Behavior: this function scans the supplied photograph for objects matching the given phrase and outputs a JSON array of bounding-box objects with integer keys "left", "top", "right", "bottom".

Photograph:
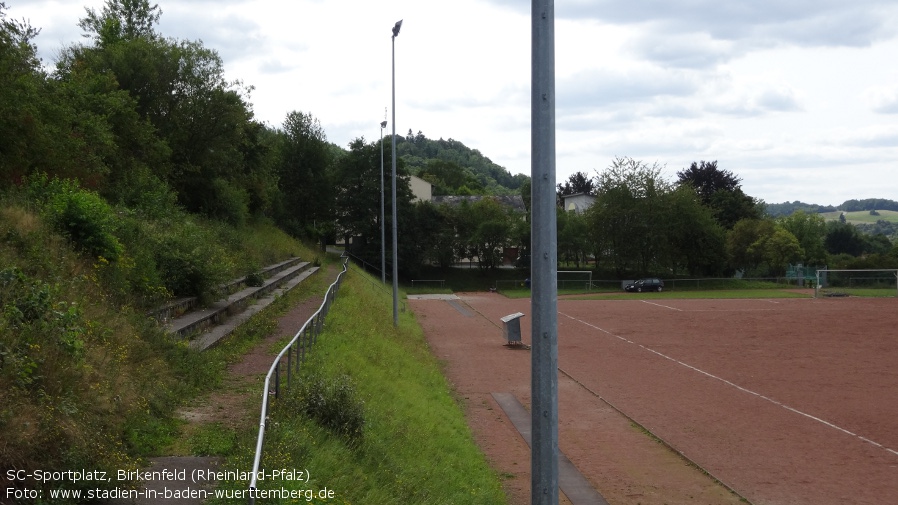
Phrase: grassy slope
[
  {"left": 213, "top": 268, "right": 506, "bottom": 505},
  {"left": 0, "top": 196, "right": 317, "bottom": 499}
]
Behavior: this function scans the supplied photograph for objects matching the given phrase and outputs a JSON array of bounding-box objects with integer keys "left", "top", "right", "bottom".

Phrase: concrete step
[
  {"left": 148, "top": 257, "right": 305, "bottom": 323},
  {"left": 166, "top": 261, "right": 312, "bottom": 338},
  {"left": 189, "top": 266, "right": 320, "bottom": 350}
]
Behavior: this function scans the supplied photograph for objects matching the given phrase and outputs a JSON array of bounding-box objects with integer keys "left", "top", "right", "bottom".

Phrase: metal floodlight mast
[
  {"left": 380, "top": 119, "right": 387, "bottom": 284},
  {"left": 390, "top": 19, "right": 402, "bottom": 327},
  {"left": 531, "top": 1, "right": 558, "bottom": 504}
]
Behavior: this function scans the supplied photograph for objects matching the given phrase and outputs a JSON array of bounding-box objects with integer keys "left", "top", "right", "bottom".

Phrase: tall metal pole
[
  {"left": 380, "top": 120, "right": 387, "bottom": 284},
  {"left": 391, "top": 19, "right": 402, "bottom": 327},
  {"left": 531, "top": 1, "right": 558, "bottom": 504}
]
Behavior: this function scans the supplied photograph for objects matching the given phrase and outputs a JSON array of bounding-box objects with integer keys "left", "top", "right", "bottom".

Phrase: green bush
[
  {"left": 151, "top": 228, "right": 231, "bottom": 302},
  {"left": 244, "top": 270, "right": 265, "bottom": 287},
  {"left": 26, "top": 175, "right": 123, "bottom": 260},
  {"left": 291, "top": 371, "right": 365, "bottom": 446}
]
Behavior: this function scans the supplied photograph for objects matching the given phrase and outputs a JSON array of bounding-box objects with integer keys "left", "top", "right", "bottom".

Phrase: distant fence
[
  {"left": 410, "top": 279, "right": 445, "bottom": 289},
  {"left": 248, "top": 255, "right": 349, "bottom": 504},
  {"left": 496, "top": 277, "right": 812, "bottom": 293},
  {"left": 339, "top": 249, "right": 389, "bottom": 281}
]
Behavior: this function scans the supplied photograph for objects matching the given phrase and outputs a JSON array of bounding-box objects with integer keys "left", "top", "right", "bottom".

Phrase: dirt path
[
  {"left": 409, "top": 292, "right": 746, "bottom": 505},
  {"left": 176, "top": 295, "right": 328, "bottom": 431},
  {"left": 116, "top": 266, "right": 340, "bottom": 505}
]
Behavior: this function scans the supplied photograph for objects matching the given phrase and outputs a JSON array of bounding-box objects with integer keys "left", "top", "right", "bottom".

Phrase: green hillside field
[{"left": 819, "top": 210, "right": 898, "bottom": 224}]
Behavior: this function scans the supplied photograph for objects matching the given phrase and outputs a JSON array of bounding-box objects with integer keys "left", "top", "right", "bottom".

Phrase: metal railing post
[{"left": 274, "top": 363, "right": 280, "bottom": 399}]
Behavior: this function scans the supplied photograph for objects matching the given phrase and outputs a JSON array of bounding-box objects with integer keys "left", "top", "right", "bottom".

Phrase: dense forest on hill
[
  {"left": 766, "top": 198, "right": 898, "bottom": 217},
  {"left": 395, "top": 129, "right": 528, "bottom": 196},
  {"left": 839, "top": 198, "right": 898, "bottom": 212},
  {"left": 765, "top": 201, "right": 838, "bottom": 216}
]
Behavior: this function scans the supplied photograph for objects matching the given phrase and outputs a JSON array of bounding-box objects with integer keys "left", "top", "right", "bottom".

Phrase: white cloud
[
  {"left": 864, "top": 86, "right": 898, "bottom": 114},
  {"left": 836, "top": 125, "right": 898, "bottom": 148},
  {"left": 708, "top": 85, "right": 803, "bottom": 116},
  {"left": 625, "top": 31, "right": 736, "bottom": 69}
]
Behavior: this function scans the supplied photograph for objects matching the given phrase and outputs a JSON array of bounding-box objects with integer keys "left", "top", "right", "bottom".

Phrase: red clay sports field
[{"left": 411, "top": 293, "right": 898, "bottom": 505}]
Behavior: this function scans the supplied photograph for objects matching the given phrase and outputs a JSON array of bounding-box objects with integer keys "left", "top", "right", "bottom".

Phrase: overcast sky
[{"left": 8, "top": 0, "right": 898, "bottom": 206}]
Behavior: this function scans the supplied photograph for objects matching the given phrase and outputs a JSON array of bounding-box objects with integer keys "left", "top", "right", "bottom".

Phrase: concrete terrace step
[
  {"left": 148, "top": 257, "right": 305, "bottom": 323},
  {"left": 166, "top": 261, "right": 313, "bottom": 338},
  {"left": 188, "top": 266, "right": 319, "bottom": 350}
]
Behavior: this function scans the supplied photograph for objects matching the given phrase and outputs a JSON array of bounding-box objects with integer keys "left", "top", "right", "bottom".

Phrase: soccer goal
[
  {"left": 814, "top": 269, "right": 898, "bottom": 298},
  {"left": 557, "top": 270, "right": 593, "bottom": 292}
]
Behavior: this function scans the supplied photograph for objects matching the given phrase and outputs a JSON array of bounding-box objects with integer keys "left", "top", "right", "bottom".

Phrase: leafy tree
[
  {"left": 469, "top": 198, "right": 514, "bottom": 270},
  {"left": 0, "top": 3, "right": 41, "bottom": 183},
  {"left": 677, "top": 161, "right": 739, "bottom": 201},
  {"left": 424, "top": 204, "right": 459, "bottom": 268},
  {"left": 586, "top": 157, "right": 669, "bottom": 275},
  {"left": 557, "top": 209, "right": 589, "bottom": 268},
  {"left": 509, "top": 208, "right": 531, "bottom": 267},
  {"left": 662, "top": 186, "right": 727, "bottom": 276},
  {"left": 236, "top": 120, "right": 280, "bottom": 217},
  {"left": 278, "top": 111, "right": 334, "bottom": 237},
  {"left": 61, "top": 1, "right": 261, "bottom": 223},
  {"left": 727, "top": 218, "right": 804, "bottom": 275},
  {"left": 727, "top": 218, "right": 776, "bottom": 274},
  {"left": 556, "top": 171, "right": 595, "bottom": 197},
  {"left": 332, "top": 137, "right": 414, "bottom": 271},
  {"left": 708, "top": 188, "right": 763, "bottom": 229},
  {"left": 762, "top": 228, "right": 804, "bottom": 276},
  {"left": 777, "top": 210, "right": 827, "bottom": 265},
  {"left": 824, "top": 221, "right": 866, "bottom": 256},
  {"left": 332, "top": 138, "right": 381, "bottom": 252},
  {"left": 451, "top": 200, "right": 479, "bottom": 267},
  {"left": 1, "top": 5, "right": 107, "bottom": 185},
  {"left": 865, "top": 234, "right": 893, "bottom": 255},
  {"left": 677, "top": 160, "right": 762, "bottom": 229},
  {"left": 78, "top": 0, "right": 161, "bottom": 44},
  {"left": 397, "top": 201, "right": 446, "bottom": 277},
  {"left": 53, "top": 58, "right": 171, "bottom": 198}
]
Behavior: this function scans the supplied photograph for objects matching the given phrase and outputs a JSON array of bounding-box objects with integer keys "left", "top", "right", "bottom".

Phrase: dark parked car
[{"left": 624, "top": 278, "right": 664, "bottom": 292}]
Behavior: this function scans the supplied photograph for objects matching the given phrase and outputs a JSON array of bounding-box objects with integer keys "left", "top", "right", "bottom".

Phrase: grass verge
[{"left": 210, "top": 266, "right": 507, "bottom": 505}]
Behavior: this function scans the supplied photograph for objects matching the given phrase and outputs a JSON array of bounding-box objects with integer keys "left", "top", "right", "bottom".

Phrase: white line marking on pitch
[
  {"left": 559, "top": 311, "right": 898, "bottom": 459},
  {"left": 640, "top": 300, "right": 683, "bottom": 311}
]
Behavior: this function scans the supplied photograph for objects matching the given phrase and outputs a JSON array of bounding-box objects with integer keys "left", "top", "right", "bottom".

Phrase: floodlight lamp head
[
  {"left": 392, "top": 19, "right": 403, "bottom": 37},
  {"left": 381, "top": 120, "right": 388, "bottom": 128}
]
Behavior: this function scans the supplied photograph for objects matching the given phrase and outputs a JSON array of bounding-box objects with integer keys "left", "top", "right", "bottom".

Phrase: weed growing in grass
[
  {"left": 244, "top": 270, "right": 265, "bottom": 287},
  {"left": 288, "top": 371, "right": 365, "bottom": 446}
]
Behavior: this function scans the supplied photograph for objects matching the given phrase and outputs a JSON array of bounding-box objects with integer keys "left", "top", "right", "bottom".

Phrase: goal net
[
  {"left": 557, "top": 270, "right": 593, "bottom": 292},
  {"left": 814, "top": 269, "right": 898, "bottom": 298}
]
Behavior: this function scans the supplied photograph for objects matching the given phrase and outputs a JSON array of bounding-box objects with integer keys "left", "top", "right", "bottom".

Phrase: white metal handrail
[{"left": 247, "top": 255, "right": 349, "bottom": 503}]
